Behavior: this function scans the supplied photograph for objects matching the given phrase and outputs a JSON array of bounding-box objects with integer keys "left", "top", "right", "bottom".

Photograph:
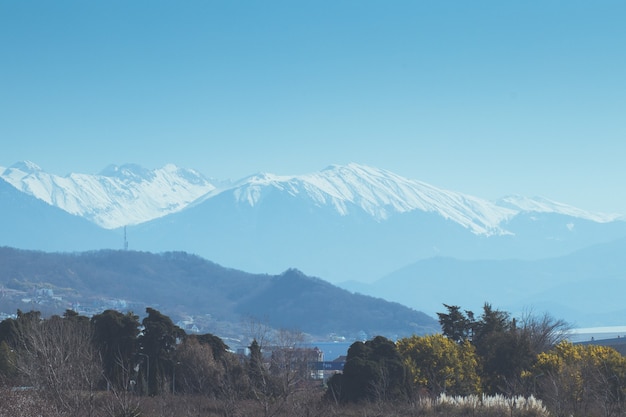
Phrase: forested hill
[{"left": 0, "top": 247, "right": 438, "bottom": 339}]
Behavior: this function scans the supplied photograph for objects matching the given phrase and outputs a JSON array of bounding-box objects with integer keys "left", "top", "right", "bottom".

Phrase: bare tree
[
  {"left": 269, "top": 328, "right": 309, "bottom": 399},
  {"left": 242, "top": 319, "right": 316, "bottom": 417},
  {"left": 12, "top": 313, "right": 101, "bottom": 417},
  {"left": 216, "top": 353, "right": 250, "bottom": 417},
  {"left": 519, "top": 309, "right": 572, "bottom": 353},
  {"left": 175, "top": 336, "right": 223, "bottom": 395},
  {"left": 100, "top": 349, "right": 144, "bottom": 417},
  {"left": 244, "top": 316, "right": 273, "bottom": 350}
]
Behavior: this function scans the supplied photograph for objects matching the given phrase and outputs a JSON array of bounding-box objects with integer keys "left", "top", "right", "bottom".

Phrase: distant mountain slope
[
  {"left": 0, "top": 247, "right": 438, "bottom": 339},
  {"left": 340, "top": 237, "right": 626, "bottom": 327},
  {"left": 129, "top": 165, "right": 626, "bottom": 283},
  {"left": 1, "top": 161, "right": 215, "bottom": 228},
  {"left": 2, "top": 161, "right": 625, "bottom": 284},
  {"left": 496, "top": 195, "right": 621, "bottom": 223},
  {"left": 0, "top": 178, "right": 119, "bottom": 251}
]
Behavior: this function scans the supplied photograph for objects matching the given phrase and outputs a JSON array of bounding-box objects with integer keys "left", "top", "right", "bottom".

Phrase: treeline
[
  {"left": 0, "top": 304, "right": 625, "bottom": 417},
  {"left": 326, "top": 303, "right": 626, "bottom": 417}
]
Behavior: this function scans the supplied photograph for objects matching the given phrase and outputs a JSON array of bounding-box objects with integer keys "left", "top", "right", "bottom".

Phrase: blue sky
[{"left": 1, "top": 1, "right": 625, "bottom": 214}]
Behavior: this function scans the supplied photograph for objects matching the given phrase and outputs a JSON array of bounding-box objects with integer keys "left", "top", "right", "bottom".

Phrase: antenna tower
[{"left": 124, "top": 226, "right": 129, "bottom": 251}]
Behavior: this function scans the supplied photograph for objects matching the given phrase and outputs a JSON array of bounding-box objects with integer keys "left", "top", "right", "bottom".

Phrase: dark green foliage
[
  {"left": 437, "top": 303, "right": 563, "bottom": 395},
  {"left": 139, "top": 307, "right": 186, "bottom": 395},
  {"left": 1, "top": 307, "right": 237, "bottom": 400},
  {"left": 478, "top": 326, "right": 535, "bottom": 394},
  {"left": 473, "top": 304, "right": 510, "bottom": 342},
  {"left": 62, "top": 308, "right": 90, "bottom": 324},
  {"left": 0, "top": 310, "right": 41, "bottom": 352},
  {"left": 326, "top": 336, "right": 409, "bottom": 403},
  {"left": 192, "top": 333, "right": 229, "bottom": 360},
  {"left": 0, "top": 304, "right": 594, "bottom": 417},
  {"left": 471, "top": 305, "right": 535, "bottom": 394},
  {"left": 437, "top": 304, "right": 474, "bottom": 343},
  {"left": 91, "top": 309, "right": 140, "bottom": 389},
  {"left": 0, "top": 314, "right": 18, "bottom": 346},
  {"left": 247, "top": 339, "right": 267, "bottom": 391}
]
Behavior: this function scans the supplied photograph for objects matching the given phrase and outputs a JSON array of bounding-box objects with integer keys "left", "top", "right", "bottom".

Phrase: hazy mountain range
[
  {"left": 2, "top": 161, "right": 625, "bottom": 327},
  {"left": 341, "top": 237, "right": 626, "bottom": 327},
  {"left": 0, "top": 247, "right": 438, "bottom": 340}
]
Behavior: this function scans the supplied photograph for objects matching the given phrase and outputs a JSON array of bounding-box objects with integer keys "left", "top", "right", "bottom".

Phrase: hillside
[
  {"left": 340, "top": 237, "right": 626, "bottom": 328},
  {"left": 0, "top": 247, "right": 438, "bottom": 340}
]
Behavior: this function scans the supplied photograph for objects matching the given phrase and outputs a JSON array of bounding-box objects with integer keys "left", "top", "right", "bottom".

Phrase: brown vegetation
[{"left": 0, "top": 305, "right": 625, "bottom": 417}]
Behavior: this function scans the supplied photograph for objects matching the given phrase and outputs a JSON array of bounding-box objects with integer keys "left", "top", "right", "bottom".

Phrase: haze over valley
[{"left": 1, "top": 161, "right": 625, "bottom": 330}]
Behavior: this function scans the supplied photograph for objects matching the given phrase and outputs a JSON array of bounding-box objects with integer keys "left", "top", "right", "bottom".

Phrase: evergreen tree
[
  {"left": 472, "top": 304, "right": 534, "bottom": 394},
  {"left": 0, "top": 310, "right": 41, "bottom": 349},
  {"left": 437, "top": 304, "right": 474, "bottom": 343},
  {"left": 247, "top": 339, "right": 268, "bottom": 392},
  {"left": 437, "top": 303, "right": 557, "bottom": 395},
  {"left": 91, "top": 309, "right": 140, "bottom": 390},
  {"left": 194, "top": 333, "right": 229, "bottom": 360},
  {"left": 327, "top": 336, "right": 409, "bottom": 403},
  {"left": 138, "top": 308, "right": 184, "bottom": 395}
]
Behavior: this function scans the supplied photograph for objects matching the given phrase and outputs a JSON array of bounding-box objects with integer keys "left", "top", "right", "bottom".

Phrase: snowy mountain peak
[
  {"left": 225, "top": 163, "right": 622, "bottom": 235},
  {"left": 1, "top": 161, "right": 620, "bottom": 234},
  {"left": 0, "top": 163, "right": 216, "bottom": 229},
  {"left": 239, "top": 171, "right": 291, "bottom": 185},
  {"left": 495, "top": 195, "right": 620, "bottom": 223},
  {"left": 229, "top": 163, "right": 516, "bottom": 235},
  {"left": 99, "top": 163, "right": 155, "bottom": 181},
  {"left": 5, "top": 160, "right": 43, "bottom": 174}
]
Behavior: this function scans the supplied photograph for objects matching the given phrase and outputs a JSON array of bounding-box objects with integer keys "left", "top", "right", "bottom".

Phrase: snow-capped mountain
[
  {"left": 0, "top": 161, "right": 618, "bottom": 236},
  {"left": 199, "top": 163, "right": 617, "bottom": 235},
  {"left": 119, "top": 163, "right": 626, "bottom": 283},
  {"left": 3, "top": 161, "right": 626, "bottom": 325},
  {"left": 233, "top": 164, "right": 518, "bottom": 235},
  {"left": 2, "top": 160, "right": 626, "bottom": 284},
  {"left": 1, "top": 161, "right": 618, "bottom": 233},
  {"left": 495, "top": 195, "right": 620, "bottom": 223},
  {"left": 0, "top": 176, "right": 120, "bottom": 251},
  {"left": 0, "top": 161, "right": 216, "bottom": 229}
]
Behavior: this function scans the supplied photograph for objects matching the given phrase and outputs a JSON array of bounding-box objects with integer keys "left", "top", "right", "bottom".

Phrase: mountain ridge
[
  {"left": 0, "top": 246, "right": 439, "bottom": 340},
  {"left": 337, "top": 237, "right": 626, "bottom": 327},
  {"left": 1, "top": 161, "right": 620, "bottom": 232},
  {"left": 1, "top": 161, "right": 216, "bottom": 229},
  {"left": 2, "top": 161, "right": 626, "bottom": 285}
]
